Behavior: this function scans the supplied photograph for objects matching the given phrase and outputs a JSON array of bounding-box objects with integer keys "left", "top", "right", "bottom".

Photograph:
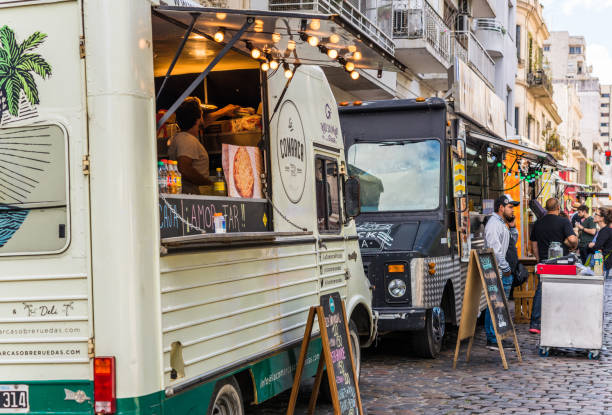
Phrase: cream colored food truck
[{"left": 0, "top": 0, "right": 404, "bottom": 413}]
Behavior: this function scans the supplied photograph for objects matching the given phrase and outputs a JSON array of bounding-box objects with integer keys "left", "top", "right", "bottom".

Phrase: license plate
[{"left": 0, "top": 385, "right": 29, "bottom": 413}]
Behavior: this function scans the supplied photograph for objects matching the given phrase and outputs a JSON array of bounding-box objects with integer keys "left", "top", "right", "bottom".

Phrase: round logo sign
[
  {"left": 277, "top": 100, "right": 307, "bottom": 204},
  {"left": 329, "top": 296, "right": 335, "bottom": 314}
]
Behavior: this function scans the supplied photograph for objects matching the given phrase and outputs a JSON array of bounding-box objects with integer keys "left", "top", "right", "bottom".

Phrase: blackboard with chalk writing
[
  {"left": 320, "top": 292, "right": 359, "bottom": 415},
  {"left": 478, "top": 251, "right": 512, "bottom": 338},
  {"left": 159, "top": 195, "right": 269, "bottom": 238}
]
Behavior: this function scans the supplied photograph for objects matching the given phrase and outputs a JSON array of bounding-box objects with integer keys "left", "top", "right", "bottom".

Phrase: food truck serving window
[
  {"left": 0, "top": 124, "right": 69, "bottom": 255},
  {"left": 346, "top": 140, "right": 441, "bottom": 212}
]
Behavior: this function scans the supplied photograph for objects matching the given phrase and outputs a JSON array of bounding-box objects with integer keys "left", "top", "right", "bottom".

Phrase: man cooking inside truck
[{"left": 169, "top": 96, "right": 239, "bottom": 194}]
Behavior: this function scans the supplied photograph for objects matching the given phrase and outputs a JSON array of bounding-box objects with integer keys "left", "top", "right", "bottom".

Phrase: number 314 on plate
[{"left": 0, "top": 385, "right": 29, "bottom": 413}]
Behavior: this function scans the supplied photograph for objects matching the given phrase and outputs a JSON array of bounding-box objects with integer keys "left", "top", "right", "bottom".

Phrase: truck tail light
[{"left": 94, "top": 357, "right": 116, "bottom": 414}]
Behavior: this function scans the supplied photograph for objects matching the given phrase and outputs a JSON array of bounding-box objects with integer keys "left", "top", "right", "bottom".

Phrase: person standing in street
[
  {"left": 575, "top": 205, "right": 597, "bottom": 264},
  {"left": 588, "top": 208, "right": 612, "bottom": 277},
  {"left": 529, "top": 198, "right": 578, "bottom": 334},
  {"left": 483, "top": 195, "right": 519, "bottom": 350}
]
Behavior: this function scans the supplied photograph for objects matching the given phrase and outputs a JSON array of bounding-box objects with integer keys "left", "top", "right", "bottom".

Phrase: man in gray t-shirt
[{"left": 168, "top": 97, "right": 238, "bottom": 194}]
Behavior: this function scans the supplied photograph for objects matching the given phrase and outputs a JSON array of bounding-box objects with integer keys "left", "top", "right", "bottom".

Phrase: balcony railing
[
  {"left": 572, "top": 140, "right": 588, "bottom": 159},
  {"left": 269, "top": 0, "right": 395, "bottom": 55},
  {"left": 453, "top": 31, "right": 495, "bottom": 86},
  {"left": 474, "top": 18, "right": 503, "bottom": 33},
  {"left": 392, "top": 0, "right": 451, "bottom": 63},
  {"left": 527, "top": 69, "right": 553, "bottom": 96}
]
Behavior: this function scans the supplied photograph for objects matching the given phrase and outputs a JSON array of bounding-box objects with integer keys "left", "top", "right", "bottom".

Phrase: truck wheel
[
  {"left": 411, "top": 307, "right": 445, "bottom": 358},
  {"left": 321, "top": 320, "right": 361, "bottom": 402},
  {"left": 207, "top": 376, "right": 244, "bottom": 415}
]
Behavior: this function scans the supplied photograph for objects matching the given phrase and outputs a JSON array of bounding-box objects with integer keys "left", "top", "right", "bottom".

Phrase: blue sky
[{"left": 541, "top": 0, "right": 612, "bottom": 84}]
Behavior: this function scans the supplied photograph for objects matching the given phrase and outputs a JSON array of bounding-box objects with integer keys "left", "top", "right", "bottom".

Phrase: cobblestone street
[{"left": 249, "top": 280, "right": 612, "bottom": 414}]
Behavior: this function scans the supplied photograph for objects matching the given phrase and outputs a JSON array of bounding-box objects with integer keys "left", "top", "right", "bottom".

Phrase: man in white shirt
[{"left": 169, "top": 97, "right": 238, "bottom": 194}]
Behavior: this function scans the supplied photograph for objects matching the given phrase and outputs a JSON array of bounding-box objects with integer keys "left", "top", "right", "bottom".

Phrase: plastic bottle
[
  {"left": 158, "top": 161, "right": 167, "bottom": 194},
  {"left": 213, "top": 212, "right": 226, "bottom": 233},
  {"left": 166, "top": 160, "right": 177, "bottom": 194},
  {"left": 548, "top": 241, "right": 563, "bottom": 260},
  {"left": 594, "top": 251, "right": 604, "bottom": 275},
  {"left": 172, "top": 161, "right": 182, "bottom": 194},
  {"left": 213, "top": 167, "right": 227, "bottom": 196}
]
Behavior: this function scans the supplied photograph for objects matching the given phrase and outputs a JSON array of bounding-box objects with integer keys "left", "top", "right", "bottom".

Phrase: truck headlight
[{"left": 388, "top": 279, "right": 406, "bottom": 298}]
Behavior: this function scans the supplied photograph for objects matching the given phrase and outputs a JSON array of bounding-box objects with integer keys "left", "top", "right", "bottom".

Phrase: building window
[
  {"left": 602, "top": 103, "right": 609, "bottom": 108},
  {"left": 602, "top": 133, "right": 610, "bottom": 137},
  {"left": 602, "top": 113, "right": 610, "bottom": 117},
  {"left": 602, "top": 93, "right": 610, "bottom": 98},
  {"left": 516, "top": 25, "right": 521, "bottom": 59},
  {"left": 543, "top": 45, "right": 550, "bottom": 52},
  {"left": 602, "top": 123, "right": 609, "bottom": 127},
  {"left": 569, "top": 46, "right": 582, "bottom": 54},
  {"left": 515, "top": 107, "right": 519, "bottom": 135}
]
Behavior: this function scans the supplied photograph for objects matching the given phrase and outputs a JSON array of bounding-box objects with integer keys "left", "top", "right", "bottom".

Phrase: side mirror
[{"left": 344, "top": 176, "right": 361, "bottom": 219}]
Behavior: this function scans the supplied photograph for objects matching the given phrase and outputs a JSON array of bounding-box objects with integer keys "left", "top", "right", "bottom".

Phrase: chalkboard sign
[
  {"left": 287, "top": 293, "right": 363, "bottom": 415},
  {"left": 477, "top": 252, "right": 512, "bottom": 337},
  {"left": 320, "top": 292, "right": 359, "bottom": 415},
  {"left": 453, "top": 249, "right": 521, "bottom": 370},
  {"left": 159, "top": 195, "right": 269, "bottom": 238}
]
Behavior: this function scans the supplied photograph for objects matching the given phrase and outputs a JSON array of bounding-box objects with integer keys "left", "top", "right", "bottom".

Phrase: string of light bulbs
[{"left": 211, "top": 18, "right": 362, "bottom": 81}]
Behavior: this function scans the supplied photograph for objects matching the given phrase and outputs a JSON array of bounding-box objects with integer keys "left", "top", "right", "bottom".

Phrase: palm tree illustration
[{"left": 0, "top": 25, "right": 52, "bottom": 120}]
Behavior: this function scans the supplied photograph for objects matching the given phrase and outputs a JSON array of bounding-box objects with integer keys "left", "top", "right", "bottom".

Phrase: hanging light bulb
[
  {"left": 272, "top": 32, "right": 282, "bottom": 43},
  {"left": 251, "top": 48, "right": 261, "bottom": 59},
  {"left": 216, "top": 12, "right": 227, "bottom": 20},
  {"left": 310, "top": 19, "right": 321, "bottom": 30},
  {"left": 348, "top": 44, "right": 357, "bottom": 53},
  {"left": 345, "top": 61, "right": 355, "bottom": 72},
  {"left": 283, "top": 62, "right": 293, "bottom": 79},
  {"left": 254, "top": 19, "right": 264, "bottom": 33},
  {"left": 214, "top": 28, "right": 225, "bottom": 43},
  {"left": 287, "top": 40, "right": 296, "bottom": 50},
  {"left": 260, "top": 61, "right": 270, "bottom": 71},
  {"left": 269, "top": 59, "right": 279, "bottom": 70},
  {"left": 308, "top": 36, "right": 319, "bottom": 47},
  {"left": 327, "top": 49, "right": 338, "bottom": 59},
  {"left": 353, "top": 51, "right": 362, "bottom": 60},
  {"left": 350, "top": 70, "right": 359, "bottom": 80},
  {"left": 330, "top": 33, "right": 340, "bottom": 44}
]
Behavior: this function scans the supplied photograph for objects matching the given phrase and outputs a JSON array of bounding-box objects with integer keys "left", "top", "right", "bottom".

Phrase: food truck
[
  {"left": 339, "top": 80, "right": 558, "bottom": 358},
  {"left": 0, "top": 0, "right": 405, "bottom": 413}
]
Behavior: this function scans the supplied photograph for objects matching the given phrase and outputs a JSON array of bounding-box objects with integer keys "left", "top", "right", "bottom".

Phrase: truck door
[{"left": 0, "top": 0, "right": 93, "bottom": 407}]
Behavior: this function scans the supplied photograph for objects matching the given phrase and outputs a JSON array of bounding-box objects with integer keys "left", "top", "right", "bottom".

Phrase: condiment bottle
[{"left": 213, "top": 167, "right": 227, "bottom": 196}]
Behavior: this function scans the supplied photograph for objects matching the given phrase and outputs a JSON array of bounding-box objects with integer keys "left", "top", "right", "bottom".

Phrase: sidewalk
[{"left": 249, "top": 280, "right": 612, "bottom": 414}]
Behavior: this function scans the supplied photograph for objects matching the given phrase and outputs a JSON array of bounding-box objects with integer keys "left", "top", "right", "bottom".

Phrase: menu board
[
  {"left": 159, "top": 195, "right": 268, "bottom": 238},
  {"left": 478, "top": 252, "right": 512, "bottom": 338},
  {"left": 320, "top": 292, "right": 359, "bottom": 415}
]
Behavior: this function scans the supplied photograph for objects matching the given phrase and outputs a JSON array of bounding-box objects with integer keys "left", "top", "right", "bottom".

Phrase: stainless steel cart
[{"left": 538, "top": 273, "right": 605, "bottom": 360}]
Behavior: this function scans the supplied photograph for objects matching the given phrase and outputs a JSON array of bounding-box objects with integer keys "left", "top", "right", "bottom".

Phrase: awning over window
[
  {"left": 153, "top": 6, "right": 406, "bottom": 76},
  {"left": 468, "top": 131, "right": 559, "bottom": 168}
]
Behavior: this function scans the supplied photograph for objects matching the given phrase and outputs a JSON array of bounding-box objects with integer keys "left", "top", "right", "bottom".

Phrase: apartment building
[
  {"left": 598, "top": 85, "right": 612, "bottom": 196},
  {"left": 544, "top": 32, "right": 604, "bottom": 197},
  {"left": 514, "top": 0, "right": 561, "bottom": 150}
]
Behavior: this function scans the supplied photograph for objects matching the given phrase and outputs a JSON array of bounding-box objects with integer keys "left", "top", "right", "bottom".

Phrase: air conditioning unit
[{"left": 456, "top": 14, "right": 469, "bottom": 32}]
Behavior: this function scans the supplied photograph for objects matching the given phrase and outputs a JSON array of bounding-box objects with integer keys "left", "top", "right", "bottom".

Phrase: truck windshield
[{"left": 347, "top": 140, "right": 441, "bottom": 212}]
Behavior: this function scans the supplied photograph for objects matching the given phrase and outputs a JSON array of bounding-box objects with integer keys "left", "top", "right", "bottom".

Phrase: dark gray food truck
[{"left": 339, "top": 97, "right": 558, "bottom": 357}]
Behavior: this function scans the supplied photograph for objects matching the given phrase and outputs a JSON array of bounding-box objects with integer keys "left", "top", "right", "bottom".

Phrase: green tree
[{"left": 0, "top": 26, "right": 51, "bottom": 118}]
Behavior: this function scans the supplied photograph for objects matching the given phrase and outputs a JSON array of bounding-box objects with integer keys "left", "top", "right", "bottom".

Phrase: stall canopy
[
  {"left": 468, "top": 131, "right": 559, "bottom": 168},
  {"left": 154, "top": 6, "right": 407, "bottom": 129}
]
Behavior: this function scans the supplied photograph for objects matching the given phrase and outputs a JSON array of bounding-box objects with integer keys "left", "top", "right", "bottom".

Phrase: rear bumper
[{"left": 375, "top": 307, "right": 427, "bottom": 332}]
